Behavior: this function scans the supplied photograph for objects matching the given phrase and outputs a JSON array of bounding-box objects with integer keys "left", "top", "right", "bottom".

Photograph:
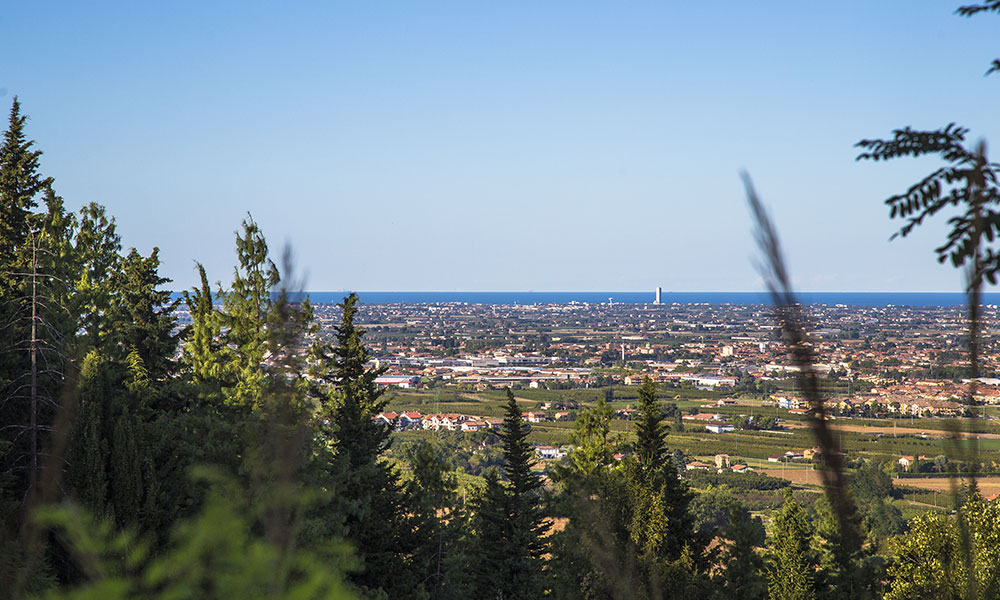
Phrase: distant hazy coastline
[{"left": 180, "top": 291, "right": 1000, "bottom": 306}]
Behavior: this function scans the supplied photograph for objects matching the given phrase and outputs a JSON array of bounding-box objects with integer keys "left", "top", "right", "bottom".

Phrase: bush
[{"left": 686, "top": 470, "right": 790, "bottom": 491}]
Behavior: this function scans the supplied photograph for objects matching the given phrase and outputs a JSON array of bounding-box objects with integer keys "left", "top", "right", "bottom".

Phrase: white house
[
  {"left": 535, "top": 445, "right": 564, "bottom": 460},
  {"left": 705, "top": 421, "right": 735, "bottom": 434}
]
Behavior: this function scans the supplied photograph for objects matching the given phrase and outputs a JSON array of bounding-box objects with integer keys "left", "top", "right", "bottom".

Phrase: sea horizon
[{"left": 170, "top": 290, "right": 1000, "bottom": 307}]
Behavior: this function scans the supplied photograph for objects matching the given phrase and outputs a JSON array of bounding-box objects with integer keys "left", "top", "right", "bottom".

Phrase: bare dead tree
[{"left": 1, "top": 232, "right": 70, "bottom": 500}]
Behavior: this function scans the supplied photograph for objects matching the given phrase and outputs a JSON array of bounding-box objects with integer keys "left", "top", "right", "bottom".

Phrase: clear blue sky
[{"left": 2, "top": 2, "right": 998, "bottom": 292}]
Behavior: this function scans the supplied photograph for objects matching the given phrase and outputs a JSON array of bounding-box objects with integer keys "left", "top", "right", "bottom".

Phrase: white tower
[{"left": 655, "top": 286, "right": 662, "bottom": 305}]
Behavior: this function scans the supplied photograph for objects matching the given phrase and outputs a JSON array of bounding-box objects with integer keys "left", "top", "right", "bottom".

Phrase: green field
[{"left": 383, "top": 387, "right": 1000, "bottom": 478}]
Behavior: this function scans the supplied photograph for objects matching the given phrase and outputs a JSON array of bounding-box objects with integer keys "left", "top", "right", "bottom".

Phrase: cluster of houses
[
  {"left": 767, "top": 447, "right": 828, "bottom": 463},
  {"left": 774, "top": 393, "right": 968, "bottom": 419},
  {"left": 684, "top": 453, "right": 752, "bottom": 474},
  {"left": 682, "top": 412, "right": 737, "bottom": 433},
  {"left": 374, "top": 410, "right": 557, "bottom": 432},
  {"left": 374, "top": 411, "right": 500, "bottom": 432}
]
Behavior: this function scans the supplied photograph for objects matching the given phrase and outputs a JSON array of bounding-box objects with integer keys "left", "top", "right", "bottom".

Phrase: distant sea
[{"left": 289, "top": 291, "right": 1000, "bottom": 307}]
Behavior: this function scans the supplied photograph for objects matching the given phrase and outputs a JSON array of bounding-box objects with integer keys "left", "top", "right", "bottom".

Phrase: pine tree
[
  {"left": 326, "top": 293, "right": 414, "bottom": 597},
  {"left": 110, "top": 247, "right": 179, "bottom": 382},
  {"left": 73, "top": 202, "right": 122, "bottom": 352},
  {"left": 406, "top": 441, "right": 461, "bottom": 598},
  {"left": 0, "top": 100, "right": 72, "bottom": 506},
  {"left": 471, "top": 388, "right": 549, "bottom": 599},
  {"left": 626, "top": 377, "right": 693, "bottom": 561},
  {"left": 768, "top": 490, "right": 818, "bottom": 600},
  {"left": 0, "top": 97, "right": 50, "bottom": 280},
  {"left": 720, "top": 504, "right": 767, "bottom": 600}
]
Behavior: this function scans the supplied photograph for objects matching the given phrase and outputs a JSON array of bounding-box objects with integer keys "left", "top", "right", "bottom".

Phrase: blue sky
[{"left": 2, "top": 2, "right": 998, "bottom": 292}]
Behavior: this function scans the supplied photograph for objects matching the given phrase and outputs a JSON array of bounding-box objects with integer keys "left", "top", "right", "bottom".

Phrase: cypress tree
[
  {"left": 182, "top": 263, "right": 225, "bottom": 386},
  {"left": 635, "top": 377, "right": 666, "bottom": 474},
  {"left": 221, "top": 215, "right": 278, "bottom": 408},
  {"left": 111, "top": 409, "right": 142, "bottom": 526},
  {"left": 68, "top": 351, "right": 113, "bottom": 514}
]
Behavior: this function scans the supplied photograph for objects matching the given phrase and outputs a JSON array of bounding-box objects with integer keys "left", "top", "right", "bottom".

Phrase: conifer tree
[
  {"left": 405, "top": 441, "right": 462, "bottom": 598},
  {"left": 471, "top": 388, "right": 549, "bottom": 599},
  {"left": 222, "top": 215, "right": 278, "bottom": 408},
  {"left": 635, "top": 377, "right": 666, "bottom": 474},
  {"left": 0, "top": 97, "right": 50, "bottom": 279},
  {"left": 69, "top": 351, "right": 113, "bottom": 513},
  {"left": 720, "top": 504, "right": 767, "bottom": 600},
  {"left": 327, "top": 293, "right": 414, "bottom": 597},
  {"left": 0, "top": 99, "right": 72, "bottom": 506},
  {"left": 73, "top": 202, "right": 122, "bottom": 352},
  {"left": 626, "top": 377, "right": 693, "bottom": 561},
  {"left": 768, "top": 491, "right": 818, "bottom": 600},
  {"left": 182, "top": 263, "right": 225, "bottom": 386},
  {"left": 111, "top": 409, "right": 142, "bottom": 526},
  {"left": 109, "top": 247, "right": 179, "bottom": 383}
]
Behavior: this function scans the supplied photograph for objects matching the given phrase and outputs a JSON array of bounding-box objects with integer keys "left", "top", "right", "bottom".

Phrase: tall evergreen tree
[
  {"left": 182, "top": 263, "right": 225, "bottom": 387},
  {"left": 0, "top": 97, "right": 50, "bottom": 279},
  {"left": 720, "top": 504, "right": 767, "bottom": 600},
  {"left": 326, "top": 293, "right": 414, "bottom": 598},
  {"left": 635, "top": 378, "right": 666, "bottom": 474},
  {"left": 471, "top": 388, "right": 549, "bottom": 599},
  {"left": 768, "top": 491, "right": 818, "bottom": 600},
  {"left": 72, "top": 202, "right": 122, "bottom": 352},
  {"left": 109, "top": 247, "right": 179, "bottom": 382},
  {"left": 0, "top": 99, "right": 71, "bottom": 507},
  {"left": 626, "top": 377, "right": 693, "bottom": 561},
  {"left": 405, "top": 441, "right": 464, "bottom": 598},
  {"left": 222, "top": 215, "right": 278, "bottom": 408}
]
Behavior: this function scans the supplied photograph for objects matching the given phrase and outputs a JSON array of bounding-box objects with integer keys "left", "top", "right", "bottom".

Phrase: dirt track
[
  {"left": 786, "top": 422, "right": 1000, "bottom": 440},
  {"left": 894, "top": 476, "right": 1000, "bottom": 497}
]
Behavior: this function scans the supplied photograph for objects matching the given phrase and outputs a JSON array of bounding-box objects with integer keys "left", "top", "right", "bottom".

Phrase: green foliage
[
  {"left": 0, "top": 97, "right": 50, "bottom": 274},
  {"left": 182, "top": 263, "right": 225, "bottom": 386},
  {"left": 634, "top": 378, "right": 667, "bottom": 473},
  {"left": 325, "top": 293, "right": 416, "bottom": 598},
  {"left": 687, "top": 470, "right": 790, "bottom": 491},
  {"left": 885, "top": 496, "right": 1000, "bottom": 600},
  {"left": 767, "top": 491, "right": 818, "bottom": 600},
  {"left": 956, "top": 1, "right": 1000, "bottom": 74},
  {"left": 32, "top": 472, "right": 358, "bottom": 600},
  {"left": 470, "top": 389, "right": 549, "bottom": 599},
  {"left": 565, "top": 396, "right": 615, "bottom": 480},
  {"left": 404, "top": 441, "right": 465, "bottom": 598},
  {"left": 856, "top": 124, "right": 1000, "bottom": 283},
  {"left": 221, "top": 215, "right": 279, "bottom": 408},
  {"left": 73, "top": 202, "right": 122, "bottom": 351},
  {"left": 718, "top": 503, "right": 767, "bottom": 600},
  {"left": 850, "top": 461, "right": 894, "bottom": 503},
  {"left": 110, "top": 248, "right": 179, "bottom": 381}
]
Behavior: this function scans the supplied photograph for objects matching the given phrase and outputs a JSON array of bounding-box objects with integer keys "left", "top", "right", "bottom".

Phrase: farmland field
[{"left": 894, "top": 476, "right": 1000, "bottom": 497}]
